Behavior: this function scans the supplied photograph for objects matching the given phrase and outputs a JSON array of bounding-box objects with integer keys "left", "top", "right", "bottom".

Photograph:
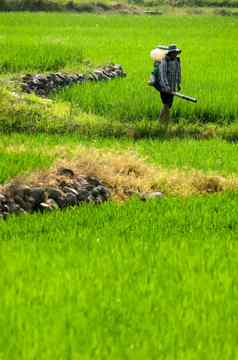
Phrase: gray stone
[
  {"left": 76, "top": 190, "right": 90, "bottom": 202},
  {"left": 32, "top": 78, "right": 41, "bottom": 85},
  {"left": 87, "top": 194, "right": 95, "bottom": 203},
  {"left": 91, "top": 187, "right": 100, "bottom": 197},
  {"left": 46, "top": 187, "right": 64, "bottom": 207},
  {"left": 39, "top": 202, "right": 53, "bottom": 212},
  {"left": 3, "top": 204, "right": 9, "bottom": 213},
  {"left": 8, "top": 200, "right": 21, "bottom": 214},
  {"left": 29, "top": 187, "right": 46, "bottom": 205},
  {"left": 94, "top": 195, "right": 104, "bottom": 204},
  {"left": 14, "top": 194, "right": 27, "bottom": 210},
  {"left": 75, "top": 176, "right": 90, "bottom": 187},
  {"left": 7, "top": 198, "right": 17, "bottom": 212},
  {"left": 9, "top": 184, "right": 31, "bottom": 199},
  {"left": 46, "top": 198, "right": 59, "bottom": 210},
  {"left": 25, "top": 196, "right": 36, "bottom": 212},
  {"left": 140, "top": 191, "right": 164, "bottom": 201},
  {"left": 64, "top": 193, "right": 78, "bottom": 206},
  {"left": 94, "top": 70, "right": 104, "bottom": 80},
  {"left": 85, "top": 176, "right": 102, "bottom": 186},
  {"left": 86, "top": 73, "right": 95, "bottom": 81},
  {"left": 0, "top": 193, "right": 6, "bottom": 202},
  {"left": 57, "top": 167, "right": 75, "bottom": 177},
  {"left": 94, "top": 185, "right": 110, "bottom": 198},
  {"left": 63, "top": 186, "right": 79, "bottom": 196}
]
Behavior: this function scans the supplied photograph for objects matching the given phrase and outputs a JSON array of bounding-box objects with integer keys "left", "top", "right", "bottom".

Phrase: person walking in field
[{"left": 149, "top": 44, "right": 182, "bottom": 123}]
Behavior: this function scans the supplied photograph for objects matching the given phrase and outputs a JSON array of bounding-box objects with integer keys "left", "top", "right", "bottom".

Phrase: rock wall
[
  {"left": 21, "top": 64, "right": 126, "bottom": 97},
  {"left": 0, "top": 167, "right": 111, "bottom": 219}
]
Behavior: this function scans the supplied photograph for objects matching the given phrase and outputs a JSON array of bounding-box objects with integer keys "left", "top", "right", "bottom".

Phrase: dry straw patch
[{"left": 11, "top": 146, "right": 238, "bottom": 200}]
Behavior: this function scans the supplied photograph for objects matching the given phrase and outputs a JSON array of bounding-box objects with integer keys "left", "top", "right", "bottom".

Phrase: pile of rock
[
  {"left": 0, "top": 168, "right": 111, "bottom": 219},
  {"left": 21, "top": 64, "right": 126, "bottom": 96}
]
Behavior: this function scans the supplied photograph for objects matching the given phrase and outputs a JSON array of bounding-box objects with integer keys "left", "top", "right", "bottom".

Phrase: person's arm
[
  {"left": 149, "top": 62, "right": 160, "bottom": 87},
  {"left": 177, "top": 59, "right": 181, "bottom": 91},
  {"left": 153, "top": 61, "right": 160, "bottom": 78},
  {"left": 159, "top": 59, "right": 170, "bottom": 92}
]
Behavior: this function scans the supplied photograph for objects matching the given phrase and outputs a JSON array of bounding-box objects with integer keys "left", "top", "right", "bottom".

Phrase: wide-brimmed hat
[
  {"left": 157, "top": 45, "right": 169, "bottom": 50},
  {"left": 166, "top": 44, "right": 181, "bottom": 54}
]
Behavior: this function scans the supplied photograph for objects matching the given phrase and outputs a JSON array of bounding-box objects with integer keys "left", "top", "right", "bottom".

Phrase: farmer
[{"left": 149, "top": 44, "right": 182, "bottom": 123}]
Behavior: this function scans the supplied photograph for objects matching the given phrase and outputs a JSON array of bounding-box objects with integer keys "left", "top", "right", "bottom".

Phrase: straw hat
[{"left": 150, "top": 44, "right": 181, "bottom": 61}]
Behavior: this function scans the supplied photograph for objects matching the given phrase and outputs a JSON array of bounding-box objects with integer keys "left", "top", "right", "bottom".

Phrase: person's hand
[{"left": 148, "top": 75, "right": 156, "bottom": 86}]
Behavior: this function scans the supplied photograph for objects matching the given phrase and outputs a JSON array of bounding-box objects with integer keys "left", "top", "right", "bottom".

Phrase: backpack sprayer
[
  {"left": 170, "top": 91, "right": 197, "bottom": 103},
  {"left": 149, "top": 46, "right": 197, "bottom": 103}
]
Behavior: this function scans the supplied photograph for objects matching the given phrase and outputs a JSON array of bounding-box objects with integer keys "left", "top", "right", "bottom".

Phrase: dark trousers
[{"left": 160, "top": 92, "right": 174, "bottom": 109}]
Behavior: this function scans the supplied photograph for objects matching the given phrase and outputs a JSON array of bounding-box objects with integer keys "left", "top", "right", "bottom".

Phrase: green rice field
[
  {"left": 1, "top": 14, "right": 238, "bottom": 121},
  {"left": 1, "top": 12, "right": 238, "bottom": 359},
  {"left": 2, "top": 193, "right": 238, "bottom": 359}
]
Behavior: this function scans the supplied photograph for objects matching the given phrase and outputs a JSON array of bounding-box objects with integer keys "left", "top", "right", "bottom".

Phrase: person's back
[{"left": 159, "top": 54, "right": 181, "bottom": 93}]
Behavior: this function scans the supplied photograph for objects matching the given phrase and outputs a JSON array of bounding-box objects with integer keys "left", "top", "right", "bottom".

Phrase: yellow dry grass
[{"left": 10, "top": 146, "right": 238, "bottom": 200}]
